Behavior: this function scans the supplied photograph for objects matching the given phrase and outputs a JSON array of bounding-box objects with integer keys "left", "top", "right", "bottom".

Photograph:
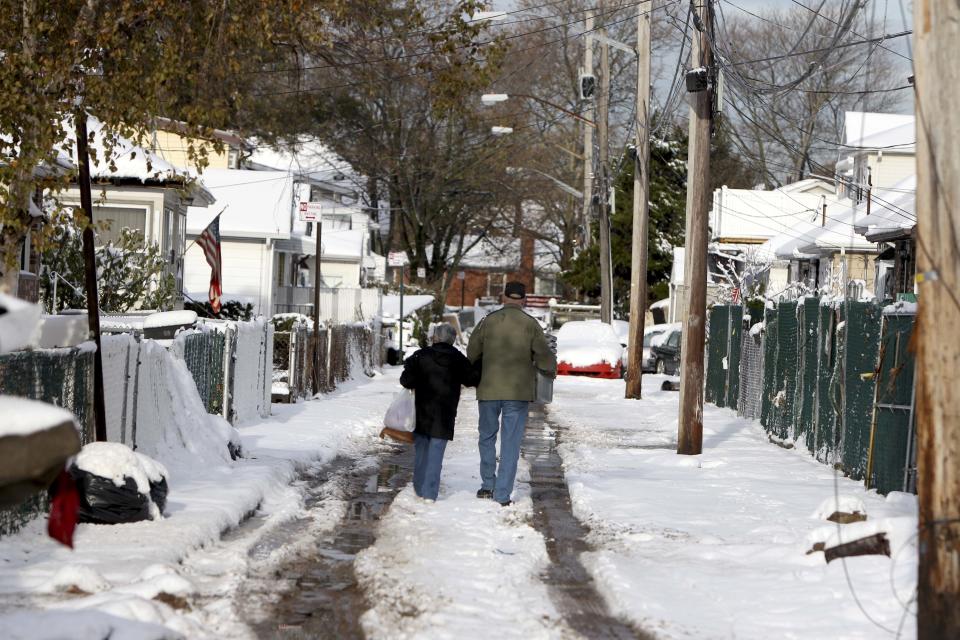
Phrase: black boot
[{"left": 476, "top": 489, "right": 493, "bottom": 499}]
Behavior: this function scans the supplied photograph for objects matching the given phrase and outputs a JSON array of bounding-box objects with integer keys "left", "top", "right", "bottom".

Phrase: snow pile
[
  {"left": 132, "top": 340, "right": 238, "bottom": 469},
  {"left": 0, "top": 293, "right": 42, "bottom": 354},
  {"left": 41, "top": 564, "right": 112, "bottom": 594},
  {"left": 0, "top": 396, "right": 76, "bottom": 438},
  {"left": 0, "top": 609, "right": 182, "bottom": 640},
  {"left": 556, "top": 321, "right": 624, "bottom": 367}
]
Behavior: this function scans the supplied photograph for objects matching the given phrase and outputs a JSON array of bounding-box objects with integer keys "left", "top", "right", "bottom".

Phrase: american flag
[
  {"left": 731, "top": 287, "right": 741, "bottom": 304},
  {"left": 196, "top": 214, "right": 223, "bottom": 313}
]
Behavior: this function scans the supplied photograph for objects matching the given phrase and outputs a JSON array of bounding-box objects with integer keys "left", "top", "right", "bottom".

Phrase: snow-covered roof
[
  {"left": 66, "top": 115, "right": 190, "bottom": 185},
  {"left": 844, "top": 112, "right": 915, "bottom": 150},
  {"left": 711, "top": 185, "right": 846, "bottom": 243},
  {"left": 852, "top": 176, "right": 917, "bottom": 242},
  {"left": 248, "top": 138, "right": 362, "bottom": 193},
  {"left": 793, "top": 198, "right": 883, "bottom": 255},
  {"left": 186, "top": 168, "right": 294, "bottom": 238},
  {"left": 440, "top": 235, "right": 560, "bottom": 273},
  {"left": 322, "top": 229, "right": 366, "bottom": 260},
  {"left": 381, "top": 294, "right": 434, "bottom": 319}
]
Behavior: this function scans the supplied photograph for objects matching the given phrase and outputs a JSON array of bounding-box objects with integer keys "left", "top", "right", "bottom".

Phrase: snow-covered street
[{"left": 0, "top": 368, "right": 919, "bottom": 639}]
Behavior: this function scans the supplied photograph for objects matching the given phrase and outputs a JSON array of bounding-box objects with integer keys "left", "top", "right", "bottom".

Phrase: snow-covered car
[
  {"left": 650, "top": 324, "right": 682, "bottom": 375},
  {"left": 555, "top": 321, "right": 624, "bottom": 379}
]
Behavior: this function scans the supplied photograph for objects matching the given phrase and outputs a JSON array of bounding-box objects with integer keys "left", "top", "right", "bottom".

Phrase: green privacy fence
[{"left": 706, "top": 299, "right": 917, "bottom": 495}]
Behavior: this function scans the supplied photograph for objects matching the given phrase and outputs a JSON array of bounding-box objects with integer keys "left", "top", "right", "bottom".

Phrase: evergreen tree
[{"left": 563, "top": 126, "right": 687, "bottom": 315}]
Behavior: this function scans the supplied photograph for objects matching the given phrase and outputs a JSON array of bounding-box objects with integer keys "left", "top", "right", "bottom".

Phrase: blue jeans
[
  {"left": 478, "top": 400, "right": 530, "bottom": 503},
  {"left": 413, "top": 433, "right": 448, "bottom": 501}
]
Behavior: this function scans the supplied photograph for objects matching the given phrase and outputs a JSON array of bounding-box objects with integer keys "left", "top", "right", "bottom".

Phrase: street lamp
[
  {"left": 490, "top": 126, "right": 514, "bottom": 135},
  {"left": 480, "top": 93, "right": 595, "bottom": 127}
]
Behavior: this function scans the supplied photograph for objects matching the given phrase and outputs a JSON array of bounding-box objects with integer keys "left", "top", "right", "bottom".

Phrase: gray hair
[{"left": 431, "top": 323, "right": 457, "bottom": 345}]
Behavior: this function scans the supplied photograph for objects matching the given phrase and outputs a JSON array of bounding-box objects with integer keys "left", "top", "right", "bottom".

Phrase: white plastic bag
[{"left": 383, "top": 390, "right": 416, "bottom": 431}]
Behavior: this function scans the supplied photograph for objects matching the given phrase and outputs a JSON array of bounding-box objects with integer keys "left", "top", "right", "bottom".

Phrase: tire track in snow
[{"left": 524, "top": 406, "right": 657, "bottom": 640}]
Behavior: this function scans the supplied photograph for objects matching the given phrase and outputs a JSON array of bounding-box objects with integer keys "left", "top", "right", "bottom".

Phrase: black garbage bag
[
  {"left": 68, "top": 466, "right": 151, "bottom": 525},
  {"left": 149, "top": 476, "right": 168, "bottom": 515}
]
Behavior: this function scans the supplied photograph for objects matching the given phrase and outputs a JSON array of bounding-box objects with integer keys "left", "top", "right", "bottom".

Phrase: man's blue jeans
[
  {"left": 478, "top": 400, "right": 530, "bottom": 503},
  {"left": 413, "top": 433, "right": 448, "bottom": 501}
]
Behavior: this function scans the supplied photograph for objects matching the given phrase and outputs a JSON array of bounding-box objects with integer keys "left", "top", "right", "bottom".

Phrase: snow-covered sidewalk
[
  {"left": 550, "top": 375, "right": 919, "bottom": 640},
  {"left": 0, "top": 371, "right": 403, "bottom": 639},
  {"left": 355, "top": 387, "right": 573, "bottom": 639}
]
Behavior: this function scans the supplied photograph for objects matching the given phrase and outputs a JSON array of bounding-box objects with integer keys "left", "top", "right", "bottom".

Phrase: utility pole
[
  {"left": 312, "top": 216, "right": 324, "bottom": 394},
  {"left": 596, "top": 7, "right": 613, "bottom": 324},
  {"left": 677, "top": 0, "right": 713, "bottom": 455},
  {"left": 74, "top": 111, "right": 107, "bottom": 443},
  {"left": 581, "top": 9, "right": 594, "bottom": 250},
  {"left": 914, "top": 1, "right": 960, "bottom": 636},
  {"left": 625, "top": 0, "right": 653, "bottom": 399}
]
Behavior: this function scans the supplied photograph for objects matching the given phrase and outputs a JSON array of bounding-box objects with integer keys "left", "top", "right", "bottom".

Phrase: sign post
[
  {"left": 388, "top": 252, "right": 408, "bottom": 357},
  {"left": 458, "top": 270, "right": 466, "bottom": 310}
]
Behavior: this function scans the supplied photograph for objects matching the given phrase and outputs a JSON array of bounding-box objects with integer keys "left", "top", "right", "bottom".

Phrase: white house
[{"left": 182, "top": 142, "right": 384, "bottom": 320}]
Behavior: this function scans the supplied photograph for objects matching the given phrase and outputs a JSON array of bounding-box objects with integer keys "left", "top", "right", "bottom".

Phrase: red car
[{"left": 555, "top": 321, "right": 624, "bottom": 379}]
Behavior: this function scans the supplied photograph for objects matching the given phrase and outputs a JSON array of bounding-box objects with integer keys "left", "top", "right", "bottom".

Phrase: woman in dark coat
[{"left": 399, "top": 323, "right": 479, "bottom": 501}]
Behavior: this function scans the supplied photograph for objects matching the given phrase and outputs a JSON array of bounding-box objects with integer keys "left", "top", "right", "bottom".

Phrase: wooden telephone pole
[
  {"left": 596, "top": 8, "right": 613, "bottom": 324},
  {"left": 914, "top": 0, "right": 960, "bottom": 636},
  {"left": 582, "top": 9, "right": 594, "bottom": 250},
  {"left": 75, "top": 111, "right": 107, "bottom": 443},
  {"left": 625, "top": 0, "right": 653, "bottom": 399},
  {"left": 676, "top": 0, "right": 713, "bottom": 455}
]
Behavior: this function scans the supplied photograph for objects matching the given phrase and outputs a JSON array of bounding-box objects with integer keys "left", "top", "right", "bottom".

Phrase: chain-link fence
[
  {"left": 869, "top": 310, "right": 917, "bottom": 494},
  {"left": 705, "top": 298, "right": 916, "bottom": 496},
  {"left": 274, "top": 323, "right": 379, "bottom": 402},
  {"left": 180, "top": 331, "right": 226, "bottom": 416},
  {"left": 737, "top": 318, "right": 765, "bottom": 420},
  {"left": 0, "top": 347, "right": 95, "bottom": 536}
]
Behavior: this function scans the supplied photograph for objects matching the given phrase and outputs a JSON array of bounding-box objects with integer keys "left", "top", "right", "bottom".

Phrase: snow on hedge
[
  {"left": 0, "top": 293, "right": 42, "bottom": 354},
  {"left": 0, "top": 396, "right": 76, "bottom": 438}
]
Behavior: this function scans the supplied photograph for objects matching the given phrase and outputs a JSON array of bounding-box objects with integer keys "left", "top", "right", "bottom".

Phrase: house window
[
  {"left": 95, "top": 206, "right": 147, "bottom": 246},
  {"left": 277, "top": 253, "right": 286, "bottom": 287},
  {"left": 488, "top": 272, "right": 506, "bottom": 298}
]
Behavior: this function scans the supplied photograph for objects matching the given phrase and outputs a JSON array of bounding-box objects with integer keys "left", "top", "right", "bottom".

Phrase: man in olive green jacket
[{"left": 467, "top": 281, "right": 557, "bottom": 505}]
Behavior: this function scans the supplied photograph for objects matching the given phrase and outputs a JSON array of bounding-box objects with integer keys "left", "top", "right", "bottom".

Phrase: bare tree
[{"left": 713, "top": 3, "right": 908, "bottom": 186}]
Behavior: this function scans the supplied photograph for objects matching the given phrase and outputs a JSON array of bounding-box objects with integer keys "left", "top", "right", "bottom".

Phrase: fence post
[
  {"left": 222, "top": 325, "right": 234, "bottom": 424},
  {"left": 326, "top": 325, "right": 333, "bottom": 391}
]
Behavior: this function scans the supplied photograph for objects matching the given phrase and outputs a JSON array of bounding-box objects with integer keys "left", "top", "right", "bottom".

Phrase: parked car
[
  {"left": 641, "top": 326, "right": 668, "bottom": 372},
  {"left": 610, "top": 321, "right": 667, "bottom": 375},
  {"left": 555, "top": 321, "right": 624, "bottom": 379},
  {"left": 650, "top": 325, "right": 682, "bottom": 375}
]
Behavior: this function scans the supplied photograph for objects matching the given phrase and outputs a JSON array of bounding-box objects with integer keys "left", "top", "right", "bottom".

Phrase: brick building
[{"left": 444, "top": 233, "right": 560, "bottom": 308}]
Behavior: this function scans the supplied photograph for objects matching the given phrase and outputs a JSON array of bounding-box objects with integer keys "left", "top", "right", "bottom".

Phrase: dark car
[{"left": 650, "top": 327, "right": 682, "bottom": 375}]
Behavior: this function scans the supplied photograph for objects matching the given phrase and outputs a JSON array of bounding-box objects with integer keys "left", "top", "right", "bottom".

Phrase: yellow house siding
[{"left": 152, "top": 130, "right": 231, "bottom": 171}]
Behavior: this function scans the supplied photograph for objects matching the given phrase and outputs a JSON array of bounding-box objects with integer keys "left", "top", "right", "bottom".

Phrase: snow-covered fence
[
  {"left": 706, "top": 299, "right": 917, "bottom": 495},
  {"left": 227, "top": 319, "right": 273, "bottom": 424}
]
